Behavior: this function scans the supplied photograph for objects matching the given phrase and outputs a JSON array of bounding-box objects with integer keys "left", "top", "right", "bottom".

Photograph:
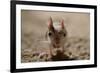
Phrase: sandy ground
[{"left": 21, "top": 10, "right": 90, "bottom": 63}]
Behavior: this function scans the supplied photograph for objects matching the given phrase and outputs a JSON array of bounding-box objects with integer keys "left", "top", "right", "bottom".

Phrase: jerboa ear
[
  {"left": 61, "top": 19, "right": 65, "bottom": 29},
  {"left": 48, "top": 17, "right": 54, "bottom": 30}
]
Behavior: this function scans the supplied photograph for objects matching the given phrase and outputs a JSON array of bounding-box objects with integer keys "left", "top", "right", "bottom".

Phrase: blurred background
[{"left": 21, "top": 10, "right": 90, "bottom": 38}]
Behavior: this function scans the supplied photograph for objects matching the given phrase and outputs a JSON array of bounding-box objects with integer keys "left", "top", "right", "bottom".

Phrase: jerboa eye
[
  {"left": 48, "top": 32, "right": 52, "bottom": 36},
  {"left": 63, "top": 33, "right": 66, "bottom": 37},
  {"left": 59, "top": 32, "right": 66, "bottom": 37}
]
